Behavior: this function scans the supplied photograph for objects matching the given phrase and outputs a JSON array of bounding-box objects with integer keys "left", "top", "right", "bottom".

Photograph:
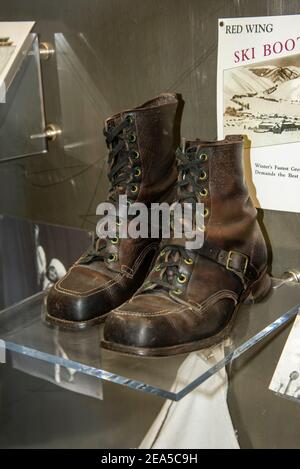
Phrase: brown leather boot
[
  {"left": 102, "top": 136, "right": 271, "bottom": 355},
  {"left": 46, "top": 93, "right": 179, "bottom": 329}
]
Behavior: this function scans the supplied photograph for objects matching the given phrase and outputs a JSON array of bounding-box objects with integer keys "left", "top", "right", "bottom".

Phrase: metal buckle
[{"left": 226, "top": 251, "right": 249, "bottom": 276}]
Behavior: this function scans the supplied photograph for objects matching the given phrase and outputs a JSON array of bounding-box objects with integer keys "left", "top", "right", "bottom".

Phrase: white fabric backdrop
[{"left": 140, "top": 345, "right": 239, "bottom": 449}]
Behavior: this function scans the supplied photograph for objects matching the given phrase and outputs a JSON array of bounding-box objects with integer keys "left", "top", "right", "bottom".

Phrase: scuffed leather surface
[
  {"left": 104, "top": 137, "right": 269, "bottom": 350},
  {"left": 47, "top": 94, "right": 179, "bottom": 323},
  {"left": 47, "top": 243, "right": 157, "bottom": 322}
]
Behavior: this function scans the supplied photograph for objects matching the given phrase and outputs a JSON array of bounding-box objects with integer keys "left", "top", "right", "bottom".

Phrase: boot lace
[
  {"left": 79, "top": 115, "right": 139, "bottom": 264},
  {"left": 142, "top": 145, "right": 209, "bottom": 295}
]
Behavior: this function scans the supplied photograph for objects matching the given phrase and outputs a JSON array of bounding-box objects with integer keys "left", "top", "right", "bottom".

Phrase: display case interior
[
  {"left": 0, "top": 33, "right": 47, "bottom": 161},
  {"left": 0, "top": 277, "right": 299, "bottom": 401}
]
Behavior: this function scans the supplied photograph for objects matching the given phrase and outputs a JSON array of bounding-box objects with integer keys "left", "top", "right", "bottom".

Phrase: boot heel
[{"left": 243, "top": 271, "right": 272, "bottom": 305}]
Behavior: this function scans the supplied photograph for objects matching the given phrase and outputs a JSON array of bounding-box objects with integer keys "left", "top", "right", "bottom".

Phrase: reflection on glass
[
  {"left": 0, "top": 279, "right": 299, "bottom": 401},
  {"left": 0, "top": 34, "right": 47, "bottom": 161}
]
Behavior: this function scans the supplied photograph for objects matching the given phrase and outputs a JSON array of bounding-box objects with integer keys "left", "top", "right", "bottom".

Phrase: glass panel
[
  {"left": 0, "top": 33, "right": 47, "bottom": 161},
  {"left": 54, "top": 32, "right": 108, "bottom": 165},
  {"left": 0, "top": 278, "right": 299, "bottom": 401}
]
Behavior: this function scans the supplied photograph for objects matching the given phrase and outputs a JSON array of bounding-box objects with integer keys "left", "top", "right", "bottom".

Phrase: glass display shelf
[
  {"left": 0, "top": 33, "right": 47, "bottom": 161},
  {"left": 0, "top": 278, "right": 299, "bottom": 401}
]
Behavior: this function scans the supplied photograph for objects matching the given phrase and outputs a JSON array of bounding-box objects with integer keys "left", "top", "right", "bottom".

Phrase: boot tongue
[
  {"left": 79, "top": 114, "right": 133, "bottom": 266},
  {"left": 104, "top": 115, "right": 132, "bottom": 201},
  {"left": 181, "top": 138, "right": 208, "bottom": 152},
  {"left": 105, "top": 112, "right": 126, "bottom": 128},
  {"left": 181, "top": 138, "right": 193, "bottom": 153},
  {"left": 108, "top": 151, "right": 130, "bottom": 199},
  {"left": 177, "top": 140, "right": 202, "bottom": 201}
]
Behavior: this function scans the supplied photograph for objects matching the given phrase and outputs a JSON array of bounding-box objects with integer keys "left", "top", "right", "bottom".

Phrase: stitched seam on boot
[
  {"left": 113, "top": 290, "right": 238, "bottom": 317},
  {"left": 120, "top": 242, "right": 158, "bottom": 277},
  {"left": 54, "top": 270, "right": 123, "bottom": 296},
  {"left": 190, "top": 290, "right": 238, "bottom": 317},
  {"left": 55, "top": 242, "right": 158, "bottom": 296},
  {"left": 112, "top": 306, "right": 186, "bottom": 317}
]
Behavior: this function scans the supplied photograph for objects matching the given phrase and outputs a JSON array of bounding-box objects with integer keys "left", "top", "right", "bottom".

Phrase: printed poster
[
  {"left": 269, "top": 310, "right": 300, "bottom": 402},
  {"left": 217, "top": 15, "right": 300, "bottom": 213}
]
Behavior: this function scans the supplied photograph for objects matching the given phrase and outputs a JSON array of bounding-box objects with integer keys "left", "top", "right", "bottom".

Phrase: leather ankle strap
[{"left": 198, "top": 243, "right": 259, "bottom": 288}]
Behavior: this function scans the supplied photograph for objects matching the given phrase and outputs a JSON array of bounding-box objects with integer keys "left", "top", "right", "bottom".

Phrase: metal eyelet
[
  {"left": 116, "top": 220, "right": 122, "bottom": 227},
  {"left": 154, "top": 265, "right": 161, "bottom": 272},
  {"left": 160, "top": 249, "right": 166, "bottom": 257},
  {"left": 131, "top": 184, "right": 139, "bottom": 193},
  {"left": 126, "top": 115, "right": 134, "bottom": 125},
  {"left": 199, "top": 171, "right": 207, "bottom": 181},
  {"left": 199, "top": 153, "right": 208, "bottom": 161},
  {"left": 134, "top": 167, "right": 141, "bottom": 177},
  {"left": 132, "top": 150, "right": 140, "bottom": 159},
  {"left": 184, "top": 258, "right": 193, "bottom": 265},
  {"left": 110, "top": 237, "right": 119, "bottom": 244},
  {"left": 203, "top": 208, "right": 209, "bottom": 218},
  {"left": 128, "top": 134, "right": 136, "bottom": 143},
  {"left": 107, "top": 253, "right": 118, "bottom": 263},
  {"left": 177, "top": 274, "right": 187, "bottom": 284},
  {"left": 200, "top": 188, "right": 208, "bottom": 197},
  {"left": 198, "top": 224, "right": 206, "bottom": 232},
  {"left": 127, "top": 199, "right": 133, "bottom": 206},
  {"left": 173, "top": 288, "right": 182, "bottom": 295}
]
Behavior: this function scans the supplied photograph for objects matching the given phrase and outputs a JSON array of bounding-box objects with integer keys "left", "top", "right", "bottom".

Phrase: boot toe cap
[
  {"left": 46, "top": 266, "right": 115, "bottom": 324},
  {"left": 103, "top": 301, "right": 186, "bottom": 350},
  {"left": 46, "top": 284, "right": 92, "bottom": 324},
  {"left": 103, "top": 294, "right": 238, "bottom": 354}
]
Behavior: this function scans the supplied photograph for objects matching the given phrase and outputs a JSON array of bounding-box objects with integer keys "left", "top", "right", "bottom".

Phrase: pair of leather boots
[{"left": 46, "top": 93, "right": 271, "bottom": 357}]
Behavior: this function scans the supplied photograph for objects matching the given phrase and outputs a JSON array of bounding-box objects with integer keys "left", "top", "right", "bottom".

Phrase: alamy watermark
[{"left": 96, "top": 195, "right": 205, "bottom": 249}]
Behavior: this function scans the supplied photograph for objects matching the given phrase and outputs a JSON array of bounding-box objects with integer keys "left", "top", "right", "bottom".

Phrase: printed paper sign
[
  {"left": 269, "top": 310, "right": 300, "bottom": 402},
  {"left": 217, "top": 15, "right": 300, "bottom": 213}
]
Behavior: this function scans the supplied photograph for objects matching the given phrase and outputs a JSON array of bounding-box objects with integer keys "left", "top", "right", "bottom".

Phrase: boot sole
[
  {"left": 101, "top": 271, "right": 272, "bottom": 357},
  {"left": 45, "top": 311, "right": 109, "bottom": 331}
]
